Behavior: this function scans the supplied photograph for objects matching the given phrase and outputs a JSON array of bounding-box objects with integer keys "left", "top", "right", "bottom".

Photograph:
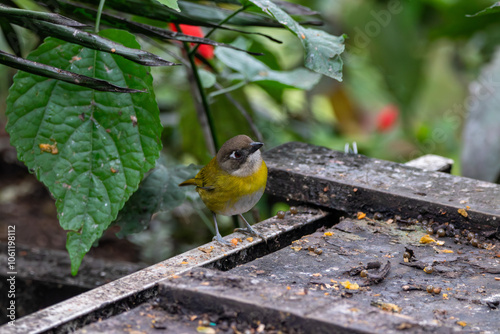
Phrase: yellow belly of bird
[{"left": 197, "top": 161, "right": 267, "bottom": 216}]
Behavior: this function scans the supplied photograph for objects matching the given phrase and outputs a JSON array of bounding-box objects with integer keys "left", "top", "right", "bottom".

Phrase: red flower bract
[
  {"left": 169, "top": 23, "right": 214, "bottom": 60},
  {"left": 376, "top": 104, "right": 399, "bottom": 132}
]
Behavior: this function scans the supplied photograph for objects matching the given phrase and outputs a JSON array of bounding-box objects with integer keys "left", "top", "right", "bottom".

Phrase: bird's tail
[{"left": 178, "top": 178, "right": 197, "bottom": 187}]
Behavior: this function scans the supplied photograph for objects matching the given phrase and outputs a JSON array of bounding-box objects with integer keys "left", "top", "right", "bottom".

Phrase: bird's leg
[
  {"left": 235, "top": 214, "right": 265, "bottom": 240},
  {"left": 212, "top": 212, "right": 231, "bottom": 245}
]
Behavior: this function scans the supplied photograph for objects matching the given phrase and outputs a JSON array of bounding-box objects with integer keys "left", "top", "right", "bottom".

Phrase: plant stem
[
  {"left": 176, "top": 24, "right": 219, "bottom": 154},
  {"left": 189, "top": 4, "right": 248, "bottom": 57},
  {"left": 94, "top": 0, "right": 106, "bottom": 33}
]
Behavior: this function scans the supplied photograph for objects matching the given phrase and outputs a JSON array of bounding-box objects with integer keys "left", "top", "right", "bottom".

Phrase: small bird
[{"left": 179, "top": 135, "right": 267, "bottom": 244}]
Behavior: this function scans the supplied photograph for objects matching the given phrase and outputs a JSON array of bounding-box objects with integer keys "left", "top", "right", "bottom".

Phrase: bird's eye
[{"left": 230, "top": 150, "right": 242, "bottom": 159}]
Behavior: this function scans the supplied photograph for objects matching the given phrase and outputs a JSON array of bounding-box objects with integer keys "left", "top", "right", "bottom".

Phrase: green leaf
[
  {"left": 199, "top": 68, "right": 216, "bottom": 88},
  {"left": 248, "top": 0, "right": 345, "bottom": 81},
  {"left": 6, "top": 15, "right": 177, "bottom": 67},
  {"left": 0, "top": 20, "right": 21, "bottom": 57},
  {"left": 188, "top": 0, "right": 319, "bottom": 16},
  {"left": 0, "top": 4, "right": 87, "bottom": 27},
  {"left": 272, "top": 0, "right": 319, "bottom": 16},
  {"left": 5, "top": 29, "right": 162, "bottom": 275},
  {"left": 72, "top": 0, "right": 282, "bottom": 43},
  {"left": 114, "top": 163, "right": 200, "bottom": 237},
  {"left": 214, "top": 39, "right": 321, "bottom": 90},
  {"left": 0, "top": 50, "right": 143, "bottom": 93},
  {"left": 466, "top": 2, "right": 500, "bottom": 17},
  {"left": 154, "top": 0, "right": 180, "bottom": 12},
  {"left": 55, "top": 1, "right": 264, "bottom": 56},
  {"left": 88, "top": 0, "right": 280, "bottom": 27}
]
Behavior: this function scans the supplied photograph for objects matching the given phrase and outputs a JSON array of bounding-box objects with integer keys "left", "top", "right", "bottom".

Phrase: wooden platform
[
  {"left": 76, "top": 214, "right": 500, "bottom": 333},
  {"left": 2, "top": 143, "right": 499, "bottom": 333}
]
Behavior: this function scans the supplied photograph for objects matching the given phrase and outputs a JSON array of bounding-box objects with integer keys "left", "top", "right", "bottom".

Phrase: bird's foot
[{"left": 212, "top": 234, "right": 231, "bottom": 246}]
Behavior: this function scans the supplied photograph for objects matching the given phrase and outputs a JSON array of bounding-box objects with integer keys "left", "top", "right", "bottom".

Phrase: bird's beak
[{"left": 248, "top": 142, "right": 264, "bottom": 154}]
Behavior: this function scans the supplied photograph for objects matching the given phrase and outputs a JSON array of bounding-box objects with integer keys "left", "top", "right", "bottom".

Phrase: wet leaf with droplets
[{"left": 248, "top": 0, "right": 345, "bottom": 81}]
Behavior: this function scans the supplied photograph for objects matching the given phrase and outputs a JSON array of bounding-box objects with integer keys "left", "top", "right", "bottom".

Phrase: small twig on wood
[
  {"left": 402, "top": 284, "right": 426, "bottom": 291},
  {"left": 349, "top": 261, "right": 381, "bottom": 276},
  {"left": 361, "top": 261, "right": 391, "bottom": 286}
]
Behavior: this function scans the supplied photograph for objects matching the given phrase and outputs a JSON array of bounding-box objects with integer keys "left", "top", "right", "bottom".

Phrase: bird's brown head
[{"left": 216, "top": 135, "right": 264, "bottom": 176}]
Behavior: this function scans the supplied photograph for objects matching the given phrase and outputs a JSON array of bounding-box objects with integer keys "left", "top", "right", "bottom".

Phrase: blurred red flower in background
[
  {"left": 169, "top": 23, "right": 214, "bottom": 61},
  {"left": 376, "top": 104, "right": 399, "bottom": 132}
]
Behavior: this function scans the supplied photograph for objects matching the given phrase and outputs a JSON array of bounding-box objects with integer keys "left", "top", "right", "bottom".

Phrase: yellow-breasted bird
[{"left": 179, "top": 135, "right": 267, "bottom": 244}]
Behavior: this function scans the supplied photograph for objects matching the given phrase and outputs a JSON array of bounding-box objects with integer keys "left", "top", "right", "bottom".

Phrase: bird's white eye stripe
[{"left": 230, "top": 150, "right": 243, "bottom": 159}]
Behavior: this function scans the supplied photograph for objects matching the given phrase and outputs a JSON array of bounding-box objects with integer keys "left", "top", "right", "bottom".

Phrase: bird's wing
[
  {"left": 195, "top": 167, "right": 215, "bottom": 190},
  {"left": 178, "top": 178, "right": 197, "bottom": 187},
  {"left": 194, "top": 158, "right": 218, "bottom": 191}
]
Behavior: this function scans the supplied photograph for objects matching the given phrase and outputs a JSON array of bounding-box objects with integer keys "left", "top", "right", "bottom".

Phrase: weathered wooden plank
[
  {"left": 0, "top": 243, "right": 144, "bottom": 322},
  {"left": 0, "top": 208, "right": 333, "bottom": 334},
  {"left": 153, "top": 268, "right": 453, "bottom": 334},
  {"left": 228, "top": 218, "right": 500, "bottom": 333},
  {"left": 0, "top": 243, "right": 143, "bottom": 289},
  {"left": 263, "top": 142, "right": 500, "bottom": 231},
  {"left": 77, "top": 266, "right": 455, "bottom": 333},
  {"left": 75, "top": 216, "right": 500, "bottom": 334}
]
